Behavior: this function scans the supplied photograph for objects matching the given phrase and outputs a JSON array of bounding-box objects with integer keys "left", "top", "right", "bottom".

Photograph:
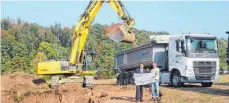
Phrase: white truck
[{"left": 114, "top": 34, "right": 220, "bottom": 87}]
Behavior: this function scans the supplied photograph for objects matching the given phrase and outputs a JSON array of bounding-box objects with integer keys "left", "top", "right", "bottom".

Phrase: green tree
[
  {"left": 1, "top": 17, "right": 12, "bottom": 30},
  {"left": 38, "top": 42, "right": 56, "bottom": 59},
  {"left": 32, "top": 52, "right": 47, "bottom": 73},
  {"left": 1, "top": 56, "right": 12, "bottom": 73},
  {"left": 52, "top": 44, "right": 68, "bottom": 59},
  {"left": 11, "top": 56, "right": 31, "bottom": 73},
  {"left": 11, "top": 43, "right": 28, "bottom": 57},
  {"left": 217, "top": 38, "right": 228, "bottom": 69}
]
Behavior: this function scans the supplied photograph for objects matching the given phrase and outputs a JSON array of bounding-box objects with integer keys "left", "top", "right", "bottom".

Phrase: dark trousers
[{"left": 136, "top": 85, "right": 143, "bottom": 101}]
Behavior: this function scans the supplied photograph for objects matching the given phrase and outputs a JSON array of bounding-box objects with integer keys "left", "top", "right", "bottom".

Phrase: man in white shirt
[{"left": 151, "top": 62, "right": 160, "bottom": 101}]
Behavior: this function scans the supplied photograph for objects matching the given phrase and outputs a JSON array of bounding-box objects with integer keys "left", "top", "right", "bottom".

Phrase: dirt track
[{"left": 1, "top": 72, "right": 229, "bottom": 103}]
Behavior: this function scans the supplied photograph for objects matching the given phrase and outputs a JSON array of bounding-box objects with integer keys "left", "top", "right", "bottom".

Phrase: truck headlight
[
  {"left": 187, "top": 70, "right": 192, "bottom": 76},
  {"left": 186, "top": 67, "right": 194, "bottom": 77}
]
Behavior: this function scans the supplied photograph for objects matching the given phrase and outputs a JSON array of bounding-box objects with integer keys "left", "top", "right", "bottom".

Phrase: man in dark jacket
[{"left": 135, "top": 62, "right": 146, "bottom": 102}]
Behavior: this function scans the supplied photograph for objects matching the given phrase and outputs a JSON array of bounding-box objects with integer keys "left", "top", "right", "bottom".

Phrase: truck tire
[
  {"left": 159, "top": 76, "right": 162, "bottom": 86},
  {"left": 171, "top": 71, "right": 183, "bottom": 87},
  {"left": 123, "top": 73, "right": 127, "bottom": 85},
  {"left": 129, "top": 72, "right": 134, "bottom": 85},
  {"left": 117, "top": 74, "right": 122, "bottom": 85},
  {"left": 159, "top": 82, "right": 162, "bottom": 86},
  {"left": 201, "top": 82, "right": 213, "bottom": 87}
]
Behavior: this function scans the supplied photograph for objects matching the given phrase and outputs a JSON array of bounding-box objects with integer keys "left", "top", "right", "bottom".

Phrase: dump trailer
[{"left": 114, "top": 34, "right": 220, "bottom": 87}]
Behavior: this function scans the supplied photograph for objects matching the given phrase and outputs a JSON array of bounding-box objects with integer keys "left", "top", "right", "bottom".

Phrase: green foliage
[
  {"left": 1, "top": 18, "right": 228, "bottom": 79},
  {"left": 41, "top": 75, "right": 52, "bottom": 82},
  {"left": 37, "top": 42, "right": 56, "bottom": 59},
  {"left": 11, "top": 56, "right": 31, "bottom": 73},
  {"left": 15, "top": 92, "right": 23, "bottom": 102},
  {"left": 217, "top": 38, "right": 228, "bottom": 69},
  {"left": 11, "top": 43, "right": 28, "bottom": 57},
  {"left": 52, "top": 44, "right": 69, "bottom": 59},
  {"left": 1, "top": 60, "right": 13, "bottom": 73},
  {"left": 32, "top": 52, "right": 47, "bottom": 73},
  {"left": 1, "top": 17, "right": 12, "bottom": 30},
  {"left": 80, "top": 71, "right": 97, "bottom": 77}
]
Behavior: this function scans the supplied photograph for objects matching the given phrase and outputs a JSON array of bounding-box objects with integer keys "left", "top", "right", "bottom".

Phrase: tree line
[{"left": 1, "top": 18, "right": 228, "bottom": 78}]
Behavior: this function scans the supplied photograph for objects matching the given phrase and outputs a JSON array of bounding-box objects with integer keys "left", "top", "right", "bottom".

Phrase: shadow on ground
[
  {"left": 32, "top": 78, "right": 46, "bottom": 85},
  {"left": 111, "top": 96, "right": 136, "bottom": 102},
  {"left": 161, "top": 84, "right": 229, "bottom": 96},
  {"left": 214, "top": 82, "right": 229, "bottom": 86}
]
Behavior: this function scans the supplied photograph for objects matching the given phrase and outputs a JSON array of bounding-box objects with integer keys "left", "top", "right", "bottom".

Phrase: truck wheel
[
  {"left": 201, "top": 82, "right": 213, "bottom": 87},
  {"left": 129, "top": 73, "right": 134, "bottom": 85},
  {"left": 117, "top": 74, "right": 122, "bottom": 85},
  {"left": 123, "top": 73, "right": 126, "bottom": 85},
  {"left": 159, "top": 82, "right": 162, "bottom": 86},
  {"left": 159, "top": 76, "right": 162, "bottom": 86},
  {"left": 171, "top": 71, "right": 182, "bottom": 87}
]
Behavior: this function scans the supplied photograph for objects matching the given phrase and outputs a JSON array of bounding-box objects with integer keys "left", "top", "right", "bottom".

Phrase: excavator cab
[{"left": 81, "top": 50, "right": 97, "bottom": 71}]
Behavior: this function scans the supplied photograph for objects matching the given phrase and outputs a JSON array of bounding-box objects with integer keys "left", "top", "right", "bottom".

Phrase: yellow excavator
[{"left": 37, "top": 0, "right": 135, "bottom": 88}]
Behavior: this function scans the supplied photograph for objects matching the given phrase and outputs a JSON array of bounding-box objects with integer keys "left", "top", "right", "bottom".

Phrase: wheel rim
[{"left": 172, "top": 75, "right": 179, "bottom": 86}]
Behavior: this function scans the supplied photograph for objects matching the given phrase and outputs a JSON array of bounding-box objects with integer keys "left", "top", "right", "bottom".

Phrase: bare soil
[{"left": 1, "top": 72, "right": 229, "bottom": 103}]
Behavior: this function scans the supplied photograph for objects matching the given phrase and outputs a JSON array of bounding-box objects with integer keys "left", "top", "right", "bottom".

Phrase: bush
[
  {"left": 80, "top": 71, "right": 97, "bottom": 77},
  {"left": 96, "top": 69, "right": 115, "bottom": 79}
]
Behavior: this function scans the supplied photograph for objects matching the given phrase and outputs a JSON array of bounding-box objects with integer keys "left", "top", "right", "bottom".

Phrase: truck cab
[{"left": 164, "top": 34, "right": 220, "bottom": 87}]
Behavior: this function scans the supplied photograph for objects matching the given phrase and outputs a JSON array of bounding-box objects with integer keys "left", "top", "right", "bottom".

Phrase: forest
[{"left": 1, "top": 18, "right": 228, "bottom": 78}]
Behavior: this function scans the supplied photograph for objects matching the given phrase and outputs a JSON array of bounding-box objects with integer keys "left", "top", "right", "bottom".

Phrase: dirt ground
[{"left": 1, "top": 72, "right": 229, "bottom": 103}]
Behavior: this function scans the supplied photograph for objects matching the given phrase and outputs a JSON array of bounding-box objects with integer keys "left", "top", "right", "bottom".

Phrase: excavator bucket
[{"left": 104, "top": 23, "right": 135, "bottom": 43}]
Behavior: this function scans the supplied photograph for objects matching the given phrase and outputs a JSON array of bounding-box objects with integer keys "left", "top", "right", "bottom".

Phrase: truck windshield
[{"left": 187, "top": 39, "right": 217, "bottom": 53}]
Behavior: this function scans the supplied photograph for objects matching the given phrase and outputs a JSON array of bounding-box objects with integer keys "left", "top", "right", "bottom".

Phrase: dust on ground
[{"left": 1, "top": 72, "right": 229, "bottom": 103}]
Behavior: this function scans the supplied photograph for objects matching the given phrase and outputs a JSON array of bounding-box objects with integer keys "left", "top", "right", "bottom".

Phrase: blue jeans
[{"left": 152, "top": 79, "right": 159, "bottom": 97}]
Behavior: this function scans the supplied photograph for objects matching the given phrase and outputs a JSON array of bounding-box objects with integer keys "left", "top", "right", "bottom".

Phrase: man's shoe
[
  {"left": 151, "top": 97, "right": 156, "bottom": 101},
  {"left": 136, "top": 100, "right": 140, "bottom": 103},
  {"left": 140, "top": 100, "right": 144, "bottom": 102},
  {"left": 156, "top": 97, "right": 160, "bottom": 101}
]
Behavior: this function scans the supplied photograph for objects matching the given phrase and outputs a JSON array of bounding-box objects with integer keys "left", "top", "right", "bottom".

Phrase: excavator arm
[
  {"left": 69, "top": 1, "right": 103, "bottom": 66},
  {"left": 70, "top": 0, "right": 135, "bottom": 66}
]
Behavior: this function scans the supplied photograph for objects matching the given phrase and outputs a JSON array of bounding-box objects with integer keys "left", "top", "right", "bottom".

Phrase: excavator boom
[{"left": 70, "top": 0, "right": 135, "bottom": 65}]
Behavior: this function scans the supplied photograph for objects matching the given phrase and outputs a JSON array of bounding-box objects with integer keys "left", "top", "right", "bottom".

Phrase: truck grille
[{"left": 193, "top": 61, "right": 216, "bottom": 80}]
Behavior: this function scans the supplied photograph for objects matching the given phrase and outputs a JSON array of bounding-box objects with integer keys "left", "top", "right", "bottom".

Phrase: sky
[{"left": 1, "top": 1, "right": 229, "bottom": 38}]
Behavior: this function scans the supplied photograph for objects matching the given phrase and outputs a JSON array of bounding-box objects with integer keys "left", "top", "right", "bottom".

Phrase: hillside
[{"left": 1, "top": 18, "right": 170, "bottom": 78}]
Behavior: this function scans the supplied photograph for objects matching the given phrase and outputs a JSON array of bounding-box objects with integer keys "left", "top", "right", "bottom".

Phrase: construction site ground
[{"left": 1, "top": 72, "right": 229, "bottom": 103}]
